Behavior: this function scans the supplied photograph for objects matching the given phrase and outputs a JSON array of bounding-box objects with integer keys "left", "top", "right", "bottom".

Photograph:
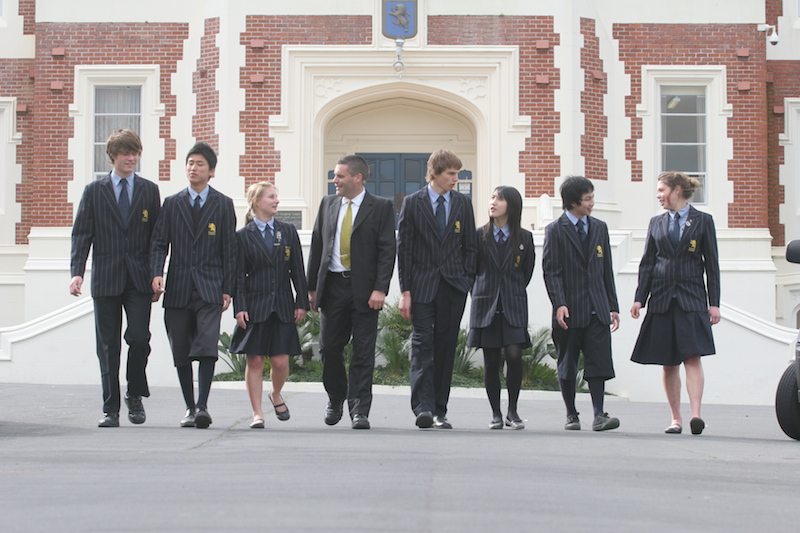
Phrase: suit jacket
[
  {"left": 469, "top": 227, "right": 535, "bottom": 329},
  {"left": 634, "top": 206, "right": 720, "bottom": 313},
  {"left": 307, "top": 191, "right": 396, "bottom": 313},
  {"left": 150, "top": 186, "right": 236, "bottom": 308},
  {"left": 542, "top": 212, "right": 619, "bottom": 328},
  {"left": 396, "top": 187, "right": 478, "bottom": 303},
  {"left": 233, "top": 219, "right": 309, "bottom": 324},
  {"left": 71, "top": 172, "right": 161, "bottom": 297}
]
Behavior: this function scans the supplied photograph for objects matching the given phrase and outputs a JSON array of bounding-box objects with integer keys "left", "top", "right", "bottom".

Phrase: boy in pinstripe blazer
[
  {"left": 542, "top": 176, "right": 621, "bottom": 432},
  {"left": 150, "top": 142, "right": 236, "bottom": 429},
  {"left": 397, "top": 149, "right": 478, "bottom": 429},
  {"left": 70, "top": 129, "right": 161, "bottom": 428}
]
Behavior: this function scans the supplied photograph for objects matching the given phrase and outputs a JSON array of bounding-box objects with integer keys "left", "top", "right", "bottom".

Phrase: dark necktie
[
  {"left": 496, "top": 230, "right": 505, "bottom": 244},
  {"left": 670, "top": 212, "right": 681, "bottom": 245},
  {"left": 577, "top": 219, "right": 587, "bottom": 242},
  {"left": 435, "top": 195, "right": 446, "bottom": 239},
  {"left": 264, "top": 224, "right": 274, "bottom": 252},
  {"left": 118, "top": 178, "right": 130, "bottom": 222},
  {"left": 193, "top": 195, "right": 202, "bottom": 212}
]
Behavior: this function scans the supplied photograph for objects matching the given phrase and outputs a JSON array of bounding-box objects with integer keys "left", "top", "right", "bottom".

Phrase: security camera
[{"left": 768, "top": 29, "right": 780, "bottom": 45}]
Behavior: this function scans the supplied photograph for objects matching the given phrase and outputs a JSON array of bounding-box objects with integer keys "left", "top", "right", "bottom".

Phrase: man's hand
[
  {"left": 308, "top": 290, "right": 316, "bottom": 310},
  {"left": 69, "top": 276, "right": 83, "bottom": 297},
  {"left": 368, "top": 290, "right": 386, "bottom": 311},
  {"left": 399, "top": 291, "right": 412, "bottom": 321},
  {"left": 610, "top": 311, "right": 620, "bottom": 333},
  {"left": 222, "top": 294, "right": 231, "bottom": 311},
  {"left": 152, "top": 276, "right": 165, "bottom": 294},
  {"left": 556, "top": 305, "right": 570, "bottom": 330},
  {"left": 630, "top": 301, "right": 643, "bottom": 319},
  {"left": 236, "top": 311, "right": 249, "bottom": 329},
  {"left": 708, "top": 306, "right": 721, "bottom": 325},
  {"left": 294, "top": 308, "right": 307, "bottom": 324}
]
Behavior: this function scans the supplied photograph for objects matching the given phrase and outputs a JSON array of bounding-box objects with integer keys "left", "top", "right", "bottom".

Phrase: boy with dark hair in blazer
[
  {"left": 397, "top": 149, "right": 478, "bottom": 429},
  {"left": 71, "top": 129, "right": 161, "bottom": 428},
  {"left": 150, "top": 142, "right": 236, "bottom": 429},
  {"left": 307, "top": 155, "right": 396, "bottom": 430},
  {"left": 543, "top": 176, "right": 621, "bottom": 432}
]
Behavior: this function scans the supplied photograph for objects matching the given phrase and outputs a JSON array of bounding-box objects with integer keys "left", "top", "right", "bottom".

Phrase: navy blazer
[
  {"left": 542, "top": 213, "right": 619, "bottom": 328},
  {"left": 396, "top": 187, "right": 478, "bottom": 303},
  {"left": 634, "top": 206, "right": 720, "bottom": 313},
  {"left": 469, "top": 227, "right": 535, "bottom": 329},
  {"left": 71, "top": 172, "right": 161, "bottom": 297},
  {"left": 234, "top": 219, "right": 309, "bottom": 324},
  {"left": 150, "top": 186, "right": 236, "bottom": 308},
  {"left": 307, "top": 191, "right": 396, "bottom": 313}
]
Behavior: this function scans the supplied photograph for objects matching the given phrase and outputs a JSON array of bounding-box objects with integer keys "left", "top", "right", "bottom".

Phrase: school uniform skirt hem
[
  {"left": 631, "top": 299, "right": 715, "bottom": 366},
  {"left": 468, "top": 313, "right": 531, "bottom": 349},
  {"left": 230, "top": 312, "right": 302, "bottom": 357}
]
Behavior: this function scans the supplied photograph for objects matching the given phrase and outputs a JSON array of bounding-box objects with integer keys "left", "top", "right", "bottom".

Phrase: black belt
[{"left": 329, "top": 270, "right": 351, "bottom": 279}]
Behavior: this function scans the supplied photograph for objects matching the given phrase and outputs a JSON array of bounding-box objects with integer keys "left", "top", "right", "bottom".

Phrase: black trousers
[
  {"left": 319, "top": 273, "right": 379, "bottom": 417},
  {"left": 93, "top": 282, "right": 152, "bottom": 414},
  {"left": 409, "top": 280, "right": 468, "bottom": 417}
]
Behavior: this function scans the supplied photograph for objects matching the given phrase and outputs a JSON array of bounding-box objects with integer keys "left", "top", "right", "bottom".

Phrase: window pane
[
  {"left": 93, "top": 86, "right": 142, "bottom": 177},
  {"left": 95, "top": 86, "right": 141, "bottom": 114},
  {"left": 663, "top": 145, "right": 706, "bottom": 172},
  {"left": 661, "top": 93, "right": 705, "bottom": 114},
  {"left": 662, "top": 116, "right": 705, "bottom": 143}
]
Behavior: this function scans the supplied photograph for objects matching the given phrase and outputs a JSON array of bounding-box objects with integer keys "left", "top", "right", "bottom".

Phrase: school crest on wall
[{"left": 383, "top": 1, "right": 417, "bottom": 39}]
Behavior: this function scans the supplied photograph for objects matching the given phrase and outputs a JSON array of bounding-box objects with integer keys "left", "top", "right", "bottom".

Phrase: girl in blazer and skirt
[
  {"left": 630, "top": 171, "right": 721, "bottom": 435},
  {"left": 468, "top": 186, "right": 535, "bottom": 429},
  {"left": 230, "top": 182, "right": 309, "bottom": 428}
]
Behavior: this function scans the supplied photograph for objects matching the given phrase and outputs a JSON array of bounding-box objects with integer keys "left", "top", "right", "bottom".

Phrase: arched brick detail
[{"left": 580, "top": 18, "right": 608, "bottom": 181}]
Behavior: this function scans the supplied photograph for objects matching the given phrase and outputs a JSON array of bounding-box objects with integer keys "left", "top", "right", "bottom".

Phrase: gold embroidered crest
[
  {"left": 454, "top": 221, "right": 461, "bottom": 233},
  {"left": 514, "top": 255, "right": 521, "bottom": 268},
  {"left": 596, "top": 245, "right": 603, "bottom": 258},
  {"left": 284, "top": 246, "right": 291, "bottom": 261},
  {"left": 688, "top": 239, "right": 697, "bottom": 253},
  {"left": 208, "top": 223, "right": 216, "bottom": 236},
  {"left": 141, "top": 209, "right": 149, "bottom": 222}
]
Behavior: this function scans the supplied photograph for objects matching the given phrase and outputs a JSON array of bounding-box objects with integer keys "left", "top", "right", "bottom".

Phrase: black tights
[
  {"left": 483, "top": 344, "right": 523, "bottom": 419},
  {"left": 559, "top": 376, "right": 606, "bottom": 417},
  {"left": 176, "top": 359, "right": 216, "bottom": 410}
]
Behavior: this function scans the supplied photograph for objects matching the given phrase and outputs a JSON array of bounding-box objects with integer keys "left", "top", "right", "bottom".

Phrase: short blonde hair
[{"left": 426, "top": 149, "right": 462, "bottom": 182}]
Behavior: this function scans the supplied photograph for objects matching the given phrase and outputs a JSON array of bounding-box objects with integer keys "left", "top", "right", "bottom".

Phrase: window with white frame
[
  {"left": 93, "top": 85, "right": 142, "bottom": 179},
  {"left": 661, "top": 86, "right": 707, "bottom": 204}
]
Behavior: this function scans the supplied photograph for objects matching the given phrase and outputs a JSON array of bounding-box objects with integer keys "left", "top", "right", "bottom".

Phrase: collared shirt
[
  {"left": 670, "top": 204, "right": 691, "bottom": 239},
  {"left": 111, "top": 171, "right": 135, "bottom": 202},
  {"left": 253, "top": 217, "right": 275, "bottom": 239},
  {"left": 187, "top": 186, "right": 209, "bottom": 208},
  {"left": 330, "top": 188, "right": 366, "bottom": 272},
  {"left": 427, "top": 183, "right": 451, "bottom": 223},
  {"left": 494, "top": 224, "right": 509, "bottom": 243},
  {"left": 565, "top": 209, "right": 588, "bottom": 233}
]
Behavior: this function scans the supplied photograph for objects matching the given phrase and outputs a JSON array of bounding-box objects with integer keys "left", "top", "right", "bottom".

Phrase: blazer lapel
[
  {"left": 659, "top": 212, "right": 678, "bottom": 254},
  {"left": 444, "top": 195, "right": 463, "bottom": 239},
  {"left": 100, "top": 175, "right": 125, "bottom": 228},
  {"left": 559, "top": 214, "right": 583, "bottom": 257},
  {"left": 177, "top": 189, "right": 194, "bottom": 233},
  {"left": 327, "top": 196, "right": 340, "bottom": 241},
  {"left": 248, "top": 221, "right": 274, "bottom": 264},
  {"left": 194, "top": 190, "right": 219, "bottom": 243},
  {"left": 352, "top": 192, "right": 373, "bottom": 233},
  {"left": 127, "top": 174, "right": 144, "bottom": 227},
  {"left": 678, "top": 207, "right": 701, "bottom": 254},
  {"left": 419, "top": 190, "right": 439, "bottom": 236}
]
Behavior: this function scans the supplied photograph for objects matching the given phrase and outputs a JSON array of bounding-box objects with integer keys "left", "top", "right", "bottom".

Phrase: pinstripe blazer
[
  {"left": 233, "top": 219, "right": 309, "bottom": 324},
  {"left": 150, "top": 186, "right": 236, "bottom": 308},
  {"left": 469, "top": 227, "right": 535, "bottom": 328},
  {"left": 634, "top": 206, "right": 720, "bottom": 313},
  {"left": 71, "top": 172, "right": 161, "bottom": 297},
  {"left": 542, "top": 212, "right": 619, "bottom": 328},
  {"left": 396, "top": 187, "right": 478, "bottom": 303},
  {"left": 307, "top": 191, "right": 396, "bottom": 313}
]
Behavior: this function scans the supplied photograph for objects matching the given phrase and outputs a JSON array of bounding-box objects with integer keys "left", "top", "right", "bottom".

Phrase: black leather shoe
[
  {"left": 194, "top": 408, "right": 212, "bottom": 429},
  {"left": 351, "top": 414, "right": 370, "bottom": 429},
  {"left": 325, "top": 401, "right": 344, "bottom": 426},
  {"left": 180, "top": 409, "right": 196, "bottom": 428},
  {"left": 124, "top": 394, "right": 146, "bottom": 425},
  {"left": 415, "top": 411, "right": 433, "bottom": 428},
  {"left": 433, "top": 415, "right": 453, "bottom": 429},
  {"left": 98, "top": 413, "right": 120, "bottom": 427}
]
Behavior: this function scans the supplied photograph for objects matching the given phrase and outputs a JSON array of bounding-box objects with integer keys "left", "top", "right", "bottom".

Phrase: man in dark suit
[
  {"left": 307, "top": 155, "right": 396, "bottom": 430},
  {"left": 543, "top": 175, "right": 620, "bottom": 432},
  {"left": 70, "top": 129, "right": 161, "bottom": 427},
  {"left": 150, "top": 142, "right": 236, "bottom": 429},
  {"left": 397, "top": 149, "right": 477, "bottom": 429}
]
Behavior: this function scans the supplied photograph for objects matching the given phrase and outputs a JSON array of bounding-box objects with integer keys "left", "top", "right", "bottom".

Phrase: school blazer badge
[{"left": 208, "top": 223, "right": 216, "bottom": 236}]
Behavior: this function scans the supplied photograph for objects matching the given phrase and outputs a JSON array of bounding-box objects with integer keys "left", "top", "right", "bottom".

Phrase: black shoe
[
  {"left": 325, "top": 401, "right": 344, "bottom": 426},
  {"left": 180, "top": 409, "right": 196, "bottom": 428},
  {"left": 351, "top": 414, "right": 370, "bottom": 430},
  {"left": 194, "top": 408, "right": 212, "bottom": 429},
  {"left": 269, "top": 391, "right": 290, "bottom": 421},
  {"left": 505, "top": 416, "right": 525, "bottom": 430},
  {"left": 433, "top": 415, "right": 452, "bottom": 429},
  {"left": 98, "top": 413, "right": 120, "bottom": 427},
  {"left": 489, "top": 415, "right": 503, "bottom": 430},
  {"left": 564, "top": 413, "right": 580, "bottom": 431},
  {"left": 690, "top": 417, "right": 705, "bottom": 435},
  {"left": 415, "top": 411, "right": 434, "bottom": 428},
  {"left": 592, "top": 412, "right": 620, "bottom": 431},
  {"left": 124, "top": 394, "right": 146, "bottom": 425}
]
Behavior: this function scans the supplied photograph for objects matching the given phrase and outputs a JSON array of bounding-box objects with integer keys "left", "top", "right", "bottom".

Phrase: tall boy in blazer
[
  {"left": 307, "top": 155, "right": 396, "bottom": 429},
  {"left": 542, "top": 176, "right": 620, "bottom": 432},
  {"left": 397, "top": 149, "right": 477, "bottom": 429},
  {"left": 150, "top": 142, "right": 236, "bottom": 428},
  {"left": 70, "top": 129, "right": 161, "bottom": 428}
]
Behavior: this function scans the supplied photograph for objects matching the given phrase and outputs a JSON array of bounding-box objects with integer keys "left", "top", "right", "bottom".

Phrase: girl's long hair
[{"left": 482, "top": 186, "right": 523, "bottom": 250}]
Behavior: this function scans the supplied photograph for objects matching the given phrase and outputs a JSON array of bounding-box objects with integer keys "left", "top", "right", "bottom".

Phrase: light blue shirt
[
  {"left": 565, "top": 210, "right": 588, "bottom": 233},
  {"left": 427, "top": 184, "right": 451, "bottom": 223},
  {"left": 188, "top": 186, "right": 209, "bottom": 208},
  {"left": 111, "top": 172, "right": 135, "bottom": 202},
  {"left": 253, "top": 217, "right": 274, "bottom": 238},
  {"left": 671, "top": 204, "right": 691, "bottom": 238},
  {"left": 494, "top": 224, "right": 509, "bottom": 242}
]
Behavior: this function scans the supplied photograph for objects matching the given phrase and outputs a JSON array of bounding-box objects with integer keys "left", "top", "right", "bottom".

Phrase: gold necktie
[{"left": 340, "top": 200, "right": 353, "bottom": 269}]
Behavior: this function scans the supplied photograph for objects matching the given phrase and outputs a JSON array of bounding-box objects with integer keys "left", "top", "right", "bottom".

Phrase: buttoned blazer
[
  {"left": 634, "top": 206, "right": 720, "bottom": 313},
  {"left": 150, "top": 186, "right": 236, "bottom": 308},
  {"left": 71, "top": 172, "right": 161, "bottom": 297},
  {"left": 542, "top": 213, "right": 619, "bottom": 328},
  {"left": 307, "top": 191, "right": 396, "bottom": 313},
  {"left": 469, "top": 227, "right": 535, "bottom": 329},
  {"left": 233, "top": 219, "right": 309, "bottom": 323},
  {"left": 396, "top": 187, "right": 478, "bottom": 303}
]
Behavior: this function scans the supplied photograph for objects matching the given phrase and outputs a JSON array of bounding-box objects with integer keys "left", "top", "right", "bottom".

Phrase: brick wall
[
  {"left": 15, "top": 22, "right": 188, "bottom": 243},
  {"left": 580, "top": 18, "right": 608, "bottom": 182},
  {"left": 614, "top": 23, "right": 769, "bottom": 228},
  {"left": 239, "top": 16, "right": 371, "bottom": 190},
  {"left": 193, "top": 18, "right": 220, "bottom": 156},
  {"left": 428, "top": 16, "right": 560, "bottom": 198},
  {"left": 19, "top": 0, "right": 35, "bottom": 35}
]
